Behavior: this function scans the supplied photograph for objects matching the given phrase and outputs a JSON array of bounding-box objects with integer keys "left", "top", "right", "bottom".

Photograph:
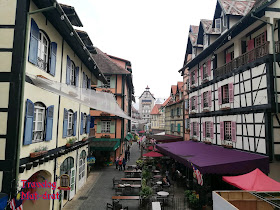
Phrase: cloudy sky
[{"left": 60, "top": 0, "right": 217, "bottom": 106}]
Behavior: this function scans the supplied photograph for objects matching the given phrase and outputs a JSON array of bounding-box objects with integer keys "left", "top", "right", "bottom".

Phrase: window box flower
[
  {"left": 82, "top": 135, "right": 88, "bottom": 142},
  {"left": 100, "top": 112, "right": 110, "bottom": 116},
  {"left": 220, "top": 106, "right": 230, "bottom": 110},
  {"left": 66, "top": 137, "right": 77, "bottom": 147},
  {"left": 191, "top": 85, "right": 196, "bottom": 89},
  {"left": 222, "top": 144, "right": 233, "bottom": 149},
  {"left": 202, "top": 78, "right": 209, "bottom": 84},
  {"left": 30, "top": 146, "right": 48, "bottom": 158},
  {"left": 203, "top": 140, "right": 212, "bottom": 145},
  {"left": 101, "top": 135, "right": 111, "bottom": 138},
  {"left": 191, "top": 137, "right": 198, "bottom": 142},
  {"left": 202, "top": 108, "right": 210, "bottom": 113}
]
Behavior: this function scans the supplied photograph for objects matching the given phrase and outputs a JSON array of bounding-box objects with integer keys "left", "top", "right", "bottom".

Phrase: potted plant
[
  {"left": 30, "top": 148, "right": 42, "bottom": 158},
  {"left": 136, "top": 160, "right": 144, "bottom": 169},
  {"left": 142, "top": 169, "right": 152, "bottom": 180},
  {"left": 82, "top": 135, "right": 87, "bottom": 142},
  {"left": 66, "top": 137, "right": 77, "bottom": 147},
  {"left": 40, "top": 146, "right": 48, "bottom": 155},
  {"left": 188, "top": 192, "right": 200, "bottom": 209},
  {"left": 223, "top": 144, "right": 233, "bottom": 149},
  {"left": 184, "top": 190, "right": 192, "bottom": 202},
  {"left": 140, "top": 185, "right": 153, "bottom": 206}
]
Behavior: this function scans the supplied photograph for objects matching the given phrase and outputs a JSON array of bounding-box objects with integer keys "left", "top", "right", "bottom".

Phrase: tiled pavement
[{"left": 64, "top": 142, "right": 188, "bottom": 210}]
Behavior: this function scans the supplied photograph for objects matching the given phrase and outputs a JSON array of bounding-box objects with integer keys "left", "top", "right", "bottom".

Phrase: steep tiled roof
[
  {"left": 151, "top": 104, "right": 162, "bottom": 115},
  {"left": 190, "top": 25, "right": 199, "bottom": 34},
  {"left": 171, "top": 85, "right": 177, "bottom": 95},
  {"left": 201, "top": 19, "right": 220, "bottom": 35},
  {"left": 162, "top": 97, "right": 171, "bottom": 107},
  {"left": 177, "top": 82, "right": 184, "bottom": 92},
  {"left": 91, "top": 48, "right": 131, "bottom": 75},
  {"left": 219, "top": 0, "right": 255, "bottom": 16}
]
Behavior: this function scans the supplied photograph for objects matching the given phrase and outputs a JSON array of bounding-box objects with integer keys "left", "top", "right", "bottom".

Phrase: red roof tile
[
  {"left": 162, "top": 97, "right": 171, "bottom": 107},
  {"left": 171, "top": 85, "right": 177, "bottom": 95},
  {"left": 177, "top": 82, "right": 184, "bottom": 92},
  {"left": 151, "top": 104, "right": 162, "bottom": 115}
]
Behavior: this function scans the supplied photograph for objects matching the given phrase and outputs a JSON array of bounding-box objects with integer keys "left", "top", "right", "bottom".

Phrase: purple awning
[{"left": 156, "top": 141, "right": 269, "bottom": 175}]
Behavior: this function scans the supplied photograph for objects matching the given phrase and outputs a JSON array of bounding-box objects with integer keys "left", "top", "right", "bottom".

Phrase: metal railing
[{"left": 216, "top": 41, "right": 269, "bottom": 77}]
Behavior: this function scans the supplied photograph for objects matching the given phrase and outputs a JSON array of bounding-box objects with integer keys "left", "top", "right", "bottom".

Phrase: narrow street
[{"left": 64, "top": 142, "right": 141, "bottom": 210}]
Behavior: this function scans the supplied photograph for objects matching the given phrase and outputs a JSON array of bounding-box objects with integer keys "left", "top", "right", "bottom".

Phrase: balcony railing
[{"left": 216, "top": 42, "right": 269, "bottom": 77}]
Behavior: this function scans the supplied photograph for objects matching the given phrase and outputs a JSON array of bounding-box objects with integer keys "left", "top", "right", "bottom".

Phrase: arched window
[
  {"left": 33, "top": 102, "right": 46, "bottom": 142},
  {"left": 38, "top": 31, "right": 49, "bottom": 71},
  {"left": 60, "top": 157, "right": 74, "bottom": 175},
  {"left": 68, "top": 110, "right": 74, "bottom": 136}
]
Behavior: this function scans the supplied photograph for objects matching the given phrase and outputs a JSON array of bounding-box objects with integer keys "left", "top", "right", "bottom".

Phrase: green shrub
[{"left": 140, "top": 185, "right": 152, "bottom": 198}]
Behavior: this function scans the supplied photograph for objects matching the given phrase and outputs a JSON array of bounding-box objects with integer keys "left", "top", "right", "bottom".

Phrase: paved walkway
[{"left": 64, "top": 142, "right": 141, "bottom": 210}]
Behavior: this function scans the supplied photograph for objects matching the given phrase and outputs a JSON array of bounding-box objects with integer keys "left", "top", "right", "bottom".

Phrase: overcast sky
[{"left": 60, "top": 0, "right": 217, "bottom": 106}]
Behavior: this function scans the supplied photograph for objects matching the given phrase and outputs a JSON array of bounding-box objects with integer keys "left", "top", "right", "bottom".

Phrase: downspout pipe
[
  {"left": 15, "top": 2, "right": 57, "bottom": 196},
  {"left": 251, "top": 13, "right": 276, "bottom": 160}
]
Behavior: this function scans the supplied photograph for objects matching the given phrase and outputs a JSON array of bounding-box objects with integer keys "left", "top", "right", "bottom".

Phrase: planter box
[
  {"left": 204, "top": 141, "right": 212, "bottom": 145},
  {"left": 191, "top": 138, "right": 198, "bottom": 142},
  {"left": 100, "top": 112, "right": 110, "bottom": 116},
  {"left": 30, "top": 151, "right": 42, "bottom": 158},
  {"left": 101, "top": 135, "right": 111, "bottom": 138},
  {"left": 66, "top": 143, "right": 73, "bottom": 148},
  {"left": 82, "top": 138, "right": 88, "bottom": 142},
  {"left": 202, "top": 109, "right": 210, "bottom": 113},
  {"left": 223, "top": 145, "right": 233, "bottom": 149},
  {"left": 220, "top": 107, "right": 230, "bottom": 110}
]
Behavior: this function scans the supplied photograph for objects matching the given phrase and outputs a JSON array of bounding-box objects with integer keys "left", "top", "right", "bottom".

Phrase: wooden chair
[
  {"left": 113, "top": 177, "right": 121, "bottom": 189},
  {"left": 115, "top": 188, "right": 123, "bottom": 196}
]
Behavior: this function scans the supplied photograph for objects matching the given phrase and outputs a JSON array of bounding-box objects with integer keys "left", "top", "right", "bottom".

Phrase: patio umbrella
[
  {"left": 143, "top": 151, "right": 163, "bottom": 157},
  {"left": 223, "top": 168, "right": 280, "bottom": 191},
  {"left": 147, "top": 146, "right": 158, "bottom": 151}
]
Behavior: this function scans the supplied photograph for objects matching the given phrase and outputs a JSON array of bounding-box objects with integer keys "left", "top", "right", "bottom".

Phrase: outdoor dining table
[
  {"left": 154, "top": 175, "right": 162, "bottom": 179},
  {"left": 117, "top": 184, "right": 141, "bottom": 188},
  {"left": 153, "top": 170, "right": 160, "bottom": 173},
  {"left": 157, "top": 191, "right": 169, "bottom": 197},
  {"left": 121, "top": 178, "right": 142, "bottom": 183},
  {"left": 112, "top": 196, "right": 140, "bottom": 200},
  {"left": 124, "top": 170, "right": 142, "bottom": 178},
  {"left": 156, "top": 181, "right": 162, "bottom": 185}
]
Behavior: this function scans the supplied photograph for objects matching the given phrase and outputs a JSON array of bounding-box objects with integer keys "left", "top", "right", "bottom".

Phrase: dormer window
[{"left": 215, "top": 18, "right": 221, "bottom": 33}]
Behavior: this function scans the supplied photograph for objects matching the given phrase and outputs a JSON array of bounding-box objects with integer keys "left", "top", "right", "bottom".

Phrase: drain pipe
[
  {"left": 15, "top": 2, "right": 57, "bottom": 196},
  {"left": 251, "top": 13, "right": 276, "bottom": 160}
]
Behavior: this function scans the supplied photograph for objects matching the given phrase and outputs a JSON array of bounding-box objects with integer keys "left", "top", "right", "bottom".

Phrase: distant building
[
  {"left": 139, "top": 86, "right": 155, "bottom": 125},
  {"left": 165, "top": 82, "right": 184, "bottom": 137},
  {"left": 132, "top": 106, "right": 140, "bottom": 132}
]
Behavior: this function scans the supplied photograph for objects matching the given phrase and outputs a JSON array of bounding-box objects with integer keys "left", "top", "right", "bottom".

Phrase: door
[
  {"left": 69, "top": 168, "right": 75, "bottom": 200},
  {"left": 78, "top": 158, "right": 86, "bottom": 189}
]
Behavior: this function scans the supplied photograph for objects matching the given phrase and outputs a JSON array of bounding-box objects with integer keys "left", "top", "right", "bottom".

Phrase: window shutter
[
  {"left": 63, "top": 108, "right": 68, "bottom": 138},
  {"left": 210, "top": 122, "right": 214, "bottom": 139},
  {"left": 200, "top": 65, "right": 203, "bottom": 80},
  {"left": 185, "top": 99, "right": 189, "bottom": 110},
  {"left": 185, "top": 119, "right": 188, "bottom": 129},
  {"left": 66, "top": 56, "right": 71, "bottom": 85},
  {"left": 73, "top": 111, "right": 77, "bottom": 136},
  {"left": 207, "top": 60, "right": 211, "bottom": 76},
  {"left": 75, "top": 67, "right": 79, "bottom": 87},
  {"left": 247, "top": 39, "right": 254, "bottom": 51},
  {"left": 226, "top": 53, "right": 231, "bottom": 63},
  {"left": 195, "top": 69, "right": 198, "bottom": 84},
  {"left": 197, "top": 122, "right": 199, "bottom": 137},
  {"left": 80, "top": 112, "right": 84, "bottom": 135},
  {"left": 49, "top": 42, "right": 57, "bottom": 76},
  {"left": 96, "top": 121, "right": 101, "bottom": 133},
  {"left": 208, "top": 90, "right": 212, "bottom": 107},
  {"left": 110, "top": 121, "right": 115, "bottom": 133},
  {"left": 203, "top": 122, "right": 206, "bottom": 138},
  {"left": 232, "top": 121, "right": 236, "bottom": 142},
  {"left": 87, "top": 79, "right": 91, "bottom": 89},
  {"left": 110, "top": 75, "right": 116, "bottom": 88},
  {"left": 86, "top": 114, "right": 90, "bottom": 134},
  {"left": 229, "top": 83, "right": 234, "bottom": 103},
  {"left": 83, "top": 72, "right": 86, "bottom": 88},
  {"left": 90, "top": 116, "right": 94, "bottom": 128},
  {"left": 195, "top": 96, "right": 198, "bottom": 109},
  {"left": 201, "top": 93, "right": 204, "bottom": 109},
  {"left": 45, "top": 105, "right": 54, "bottom": 141},
  {"left": 23, "top": 99, "right": 34, "bottom": 145},
  {"left": 220, "top": 121, "right": 224, "bottom": 141},
  {"left": 28, "top": 18, "right": 39, "bottom": 65},
  {"left": 189, "top": 99, "right": 192, "bottom": 110},
  {"left": 218, "top": 87, "right": 222, "bottom": 105},
  {"left": 177, "top": 124, "right": 180, "bottom": 133}
]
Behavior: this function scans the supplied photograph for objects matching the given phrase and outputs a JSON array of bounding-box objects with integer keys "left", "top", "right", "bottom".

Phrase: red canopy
[
  {"left": 143, "top": 151, "right": 163, "bottom": 157},
  {"left": 138, "top": 130, "right": 145, "bottom": 134},
  {"left": 223, "top": 168, "right": 280, "bottom": 192}
]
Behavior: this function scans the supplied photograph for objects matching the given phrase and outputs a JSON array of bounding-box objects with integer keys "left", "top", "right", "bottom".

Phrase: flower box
[
  {"left": 202, "top": 109, "right": 210, "bottom": 113},
  {"left": 223, "top": 144, "right": 233, "bottom": 149},
  {"left": 82, "top": 137, "right": 88, "bottom": 142},
  {"left": 30, "top": 151, "right": 42, "bottom": 158},
  {"left": 202, "top": 78, "right": 209, "bottom": 84},
  {"left": 101, "top": 135, "right": 111, "bottom": 138},
  {"left": 203, "top": 141, "right": 212, "bottom": 145},
  {"left": 191, "top": 138, "right": 198, "bottom": 142},
  {"left": 100, "top": 112, "right": 110, "bottom": 116},
  {"left": 220, "top": 107, "right": 230, "bottom": 110},
  {"left": 190, "top": 111, "right": 196, "bottom": 115}
]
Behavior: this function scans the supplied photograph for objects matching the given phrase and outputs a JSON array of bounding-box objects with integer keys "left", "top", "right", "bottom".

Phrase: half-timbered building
[{"left": 180, "top": 0, "right": 280, "bottom": 182}]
